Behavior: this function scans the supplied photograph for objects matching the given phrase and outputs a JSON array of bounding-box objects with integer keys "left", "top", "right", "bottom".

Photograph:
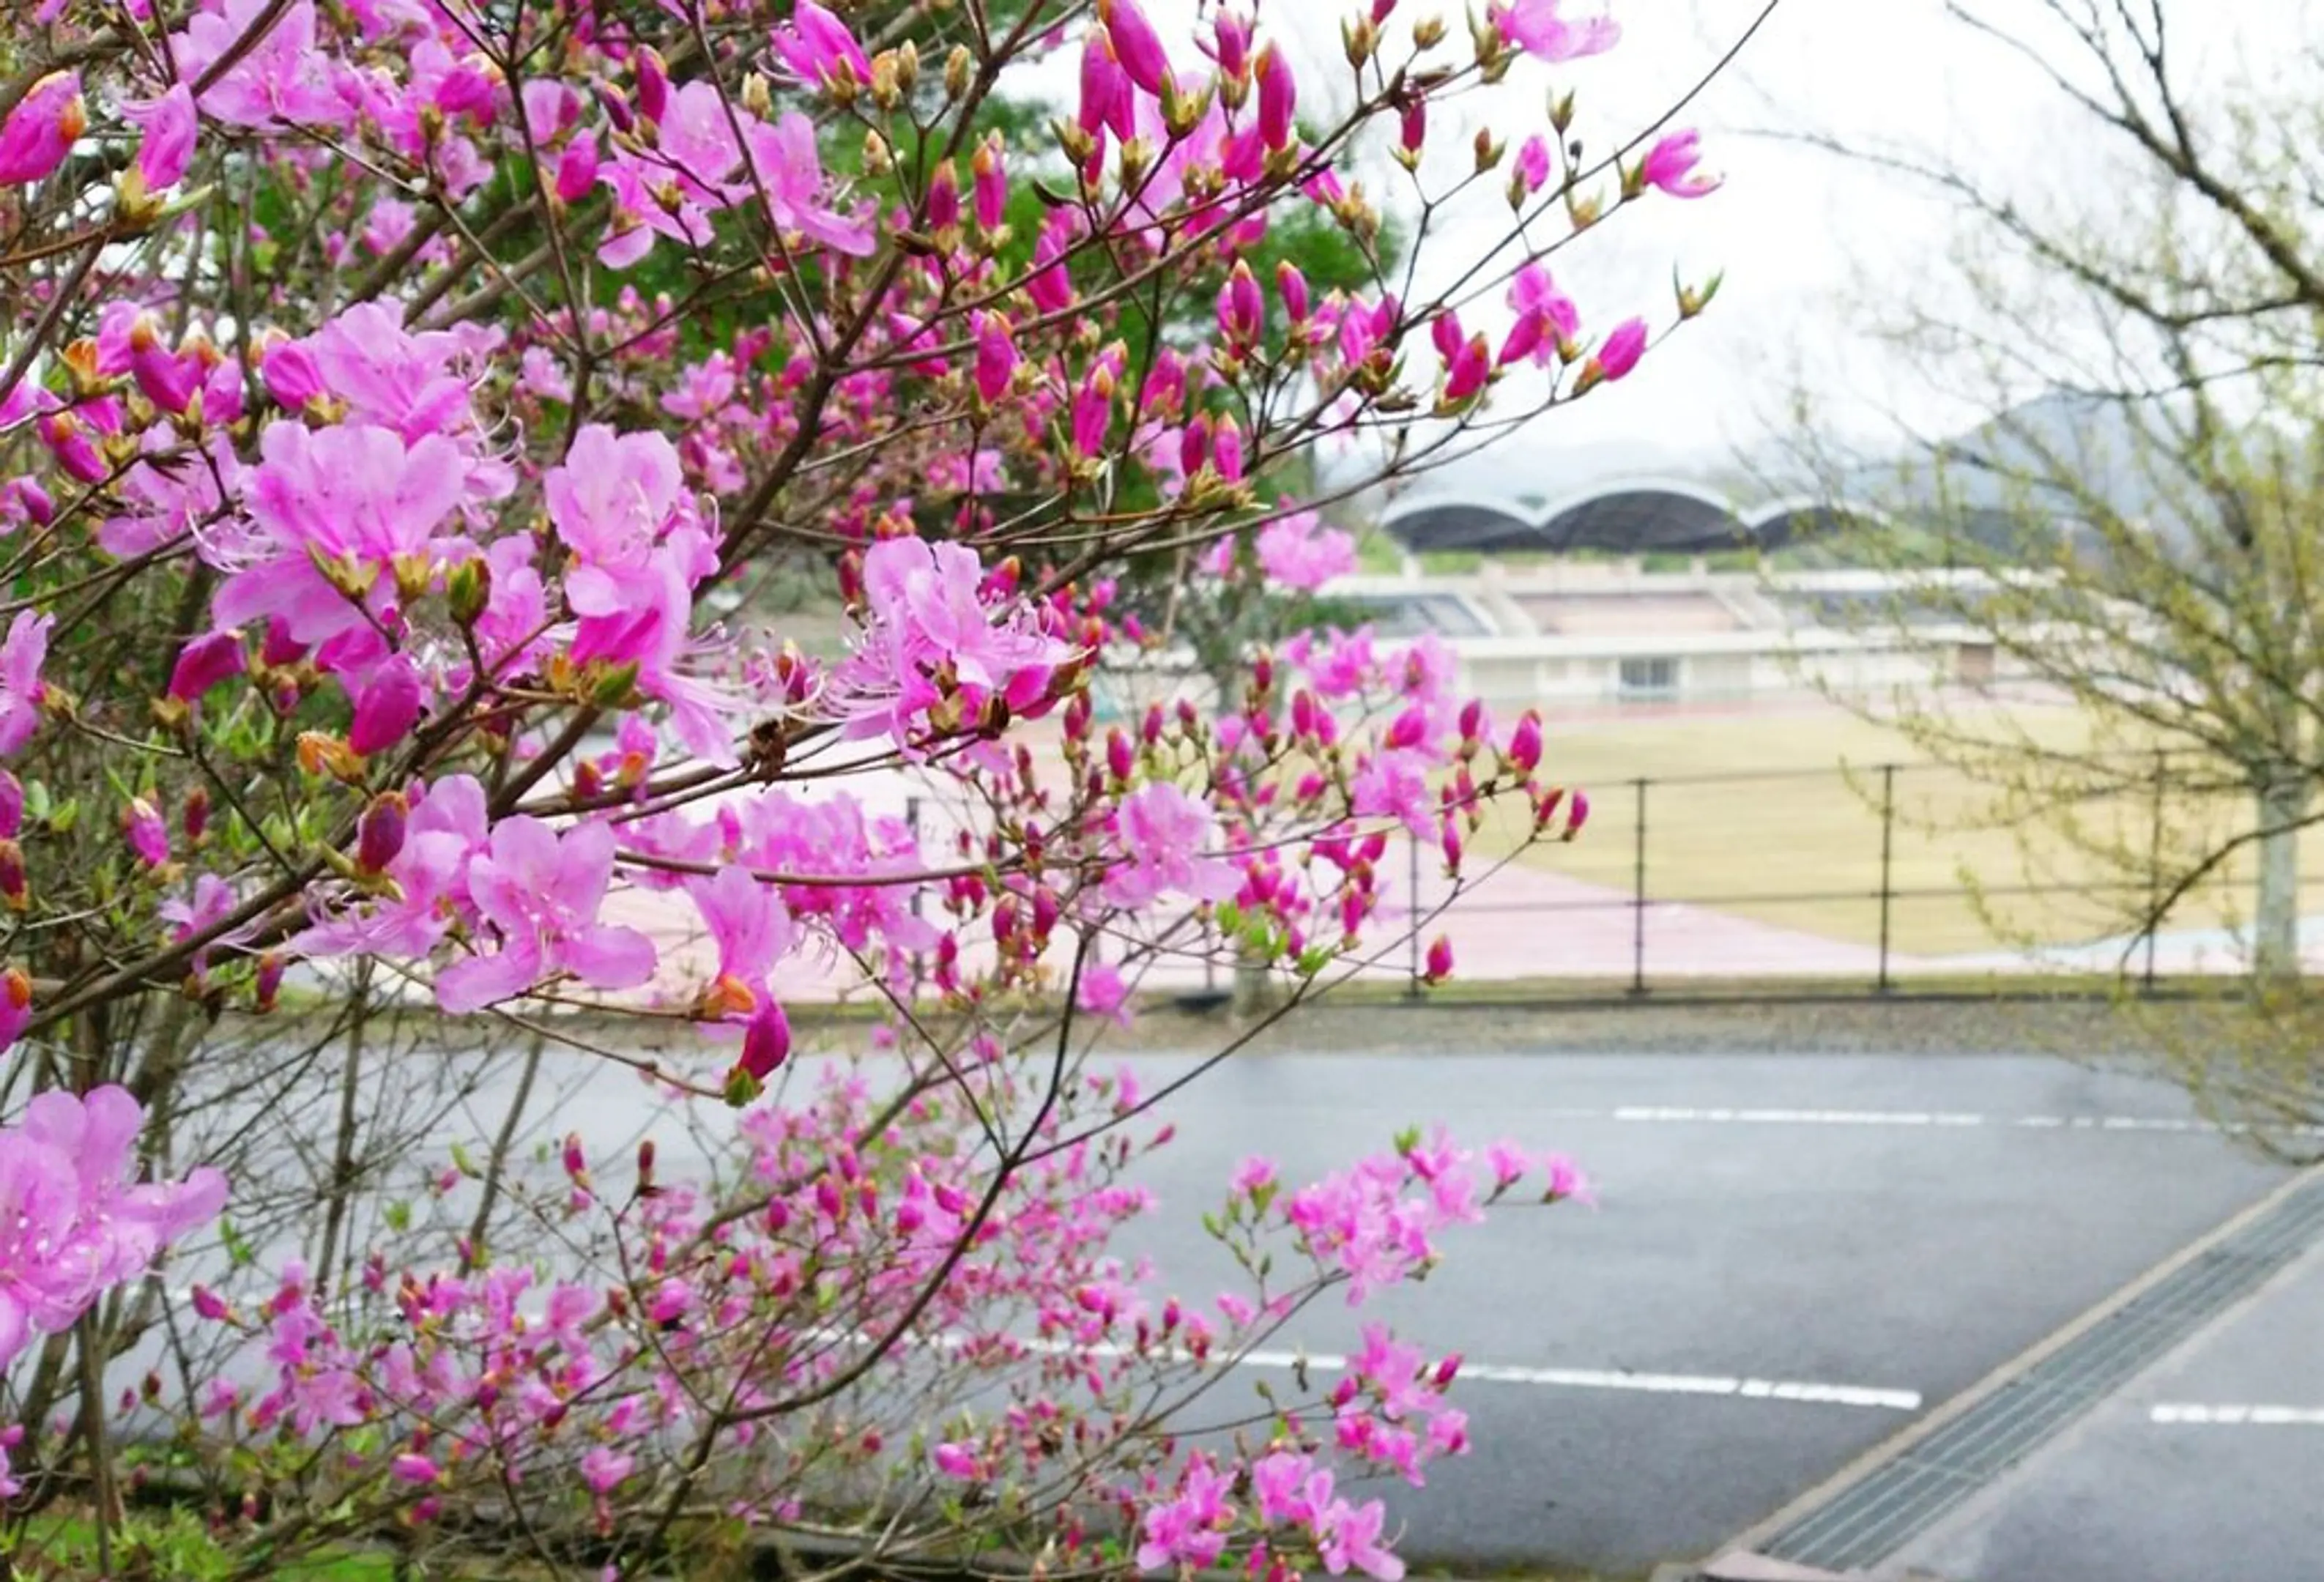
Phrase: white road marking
[
  {"left": 1217, "top": 1348, "right": 1920, "bottom": 1412},
  {"left": 2151, "top": 1403, "right": 2324, "bottom": 1426},
  {"left": 161, "top": 1292, "right": 1920, "bottom": 1411}
]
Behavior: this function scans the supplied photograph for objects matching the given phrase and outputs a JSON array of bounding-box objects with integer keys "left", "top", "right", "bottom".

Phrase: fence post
[
  {"left": 1877, "top": 763, "right": 1896, "bottom": 995},
  {"left": 2144, "top": 748, "right": 2165, "bottom": 996},
  {"left": 1406, "top": 830, "right": 1424, "bottom": 999},
  {"left": 905, "top": 796, "right": 924, "bottom": 1002},
  {"left": 1630, "top": 777, "right": 1649, "bottom": 997}
]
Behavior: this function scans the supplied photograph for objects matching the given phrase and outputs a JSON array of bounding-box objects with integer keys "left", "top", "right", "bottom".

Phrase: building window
[{"left": 1618, "top": 656, "right": 1679, "bottom": 699}]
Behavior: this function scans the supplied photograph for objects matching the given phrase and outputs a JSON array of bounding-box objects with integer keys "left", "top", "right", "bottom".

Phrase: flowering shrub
[{"left": 0, "top": 0, "right": 1720, "bottom": 1574}]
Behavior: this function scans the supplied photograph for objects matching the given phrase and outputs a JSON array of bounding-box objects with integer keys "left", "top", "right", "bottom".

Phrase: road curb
[{"left": 1709, "top": 1156, "right": 2324, "bottom": 1567}]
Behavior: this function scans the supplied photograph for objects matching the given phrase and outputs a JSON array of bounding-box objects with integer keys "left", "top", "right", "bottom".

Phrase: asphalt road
[
  {"left": 1094, "top": 1052, "right": 2291, "bottom": 1575},
  {"left": 152, "top": 1044, "right": 2302, "bottom": 1578}
]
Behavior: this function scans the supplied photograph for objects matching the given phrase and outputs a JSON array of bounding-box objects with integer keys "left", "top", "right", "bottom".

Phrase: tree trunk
[{"left": 2253, "top": 767, "right": 2312, "bottom": 984}]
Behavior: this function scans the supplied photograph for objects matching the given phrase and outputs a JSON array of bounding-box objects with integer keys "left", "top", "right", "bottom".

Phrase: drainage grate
[{"left": 1759, "top": 1176, "right": 2324, "bottom": 1573}]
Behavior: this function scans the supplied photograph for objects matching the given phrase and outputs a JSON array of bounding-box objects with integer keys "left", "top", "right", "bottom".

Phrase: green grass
[
  {"left": 1473, "top": 701, "right": 2324, "bottom": 957},
  {"left": 12, "top": 1512, "right": 409, "bottom": 1580}
]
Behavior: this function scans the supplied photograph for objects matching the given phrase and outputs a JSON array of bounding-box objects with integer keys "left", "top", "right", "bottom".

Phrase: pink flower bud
[
  {"left": 127, "top": 315, "right": 198, "bottom": 415},
  {"left": 1565, "top": 787, "right": 1591, "bottom": 837},
  {"left": 255, "top": 953, "right": 284, "bottom": 1012},
  {"left": 738, "top": 1000, "right": 791, "bottom": 1080},
  {"left": 182, "top": 787, "right": 209, "bottom": 844},
  {"left": 1079, "top": 26, "right": 1133, "bottom": 138},
  {"left": 391, "top": 1454, "right": 439, "bottom": 1486},
  {"left": 554, "top": 132, "right": 599, "bottom": 204},
  {"left": 1107, "top": 728, "right": 1134, "bottom": 782},
  {"left": 1399, "top": 97, "right": 1426, "bottom": 153},
  {"left": 635, "top": 47, "right": 670, "bottom": 125},
  {"left": 190, "top": 1285, "right": 229, "bottom": 1322},
  {"left": 973, "top": 311, "right": 1017, "bottom": 402},
  {"left": 261, "top": 340, "right": 325, "bottom": 412},
  {"left": 925, "top": 158, "right": 961, "bottom": 231},
  {"left": 167, "top": 630, "right": 245, "bottom": 704},
  {"left": 1217, "top": 260, "right": 1264, "bottom": 348},
  {"left": 261, "top": 617, "right": 308, "bottom": 668},
  {"left": 348, "top": 657, "right": 422, "bottom": 757},
  {"left": 124, "top": 797, "right": 169, "bottom": 867},
  {"left": 971, "top": 134, "right": 1006, "bottom": 231},
  {"left": 1423, "top": 935, "right": 1453, "bottom": 984},
  {"left": 356, "top": 792, "right": 408, "bottom": 874},
  {"left": 1255, "top": 42, "right": 1296, "bottom": 149},
  {"left": 1277, "top": 261, "right": 1310, "bottom": 324},
  {"left": 1098, "top": 0, "right": 1172, "bottom": 96},
  {"left": 1593, "top": 318, "right": 1648, "bottom": 382},
  {"left": 1212, "top": 413, "right": 1244, "bottom": 480},
  {"left": 1029, "top": 226, "right": 1075, "bottom": 313},
  {"left": 1499, "top": 313, "right": 1545, "bottom": 368},
  {"left": 37, "top": 412, "right": 105, "bottom": 485},
  {"left": 1443, "top": 334, "right": 1491, "bottom": 403},
  {"left": 1178, "top": 412, "right": 1211, "bottom": 477},
  {"left": 1507, "top": 710, "right": 1542, "bottom": 773},
  {"left": 1072, "top": 363, "right": 1115, "bottom": 458},
  {"left": 1208, "top": 10, "right": 1253, "bottom": 78},
  {"left": 1430, "top": 311, "right": 1465, "bottom": 361},
  {"left": 0, "top": 773, "right": 22, "bottom": 841},
  {"left": 1515, "top": 133, "right": 1552, "bottom": 196},
  {"left": 0, "top": 73, "right": 84, "bottom": 187}
]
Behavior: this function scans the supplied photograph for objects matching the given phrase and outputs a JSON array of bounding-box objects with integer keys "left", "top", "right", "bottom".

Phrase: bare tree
[{"left": 1780, "top": 0, "right": 2324, "bottom": 989}]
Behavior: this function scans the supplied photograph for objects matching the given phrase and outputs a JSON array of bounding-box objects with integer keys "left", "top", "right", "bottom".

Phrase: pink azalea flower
[
  {"left": 579, "top": 1447, "right": 634, "bottom": 1495},
  {"left": 1101, "top": 784, "right": 1240, "bottom": 910},
  {"left": 170, "top": 0, "right": 350, "bottom": 130},
  {"left": 1256, "top": 509, "right": 1356, "bottom": 591},
  {"left": 834, "top": 536, "right": 1074, "bottom": 750},
  {"left": 743, "top": 111, "right": 877, "bottom": 257},
  {"left": 688, "top": 864, "right": 793, "bottom": 1009},
  {"left": 434, "top": 817, "right": 658, "bottom": 1012},
  {"left": 0, "top": 73, "right": 84, "bottom": 187},
  {"left": 771, "top": 1, "right": 872, "bottom": 89},
  {"left": 1490, "top": 0, "right": 1619, "bottom": 62},
  {"left": 1317, "top": 1497, "right": 1404, "bottom": 1581},
  {"left": 1075, "top": 961, "right": 1133, "bottom": 1026},
  {"left": 1639, "top": 130, "right": 1720, "bottom": 198},
  {"left": 0, "top": 613, "right": 51, "bottom": 755},
  {"left": 0, "top": 1086, "right": 228, "bottom": 1371},
  {"left": 545, "top": 424, "right": 686, "bottom": 611},
  {"left": 125, "top": 83, "right": 198, "bottom": 192}
]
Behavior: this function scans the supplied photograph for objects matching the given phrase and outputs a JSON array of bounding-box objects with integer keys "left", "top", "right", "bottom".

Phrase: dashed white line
[{"left": 2151, "top": 1403, "right": 2324, "bottom": 1426}]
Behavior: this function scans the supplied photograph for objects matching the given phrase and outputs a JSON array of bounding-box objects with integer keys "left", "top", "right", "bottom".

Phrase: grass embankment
[{"left": 1469, "top": 703, "right": 2324, "bottom": 957}]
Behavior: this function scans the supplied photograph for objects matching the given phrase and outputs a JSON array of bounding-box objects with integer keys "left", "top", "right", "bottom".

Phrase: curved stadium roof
[{"left": 1381, "top": 480, "right": 1894, "bottom": 555}]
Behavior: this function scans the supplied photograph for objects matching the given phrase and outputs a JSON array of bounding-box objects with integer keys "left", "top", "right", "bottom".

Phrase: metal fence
[{"left": 1372, "top": 752, "right": 2317, "bottom": 999}]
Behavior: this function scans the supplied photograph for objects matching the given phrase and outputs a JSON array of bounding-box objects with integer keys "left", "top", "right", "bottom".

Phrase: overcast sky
[{"left": 1306, "top": 0, "right": 2310, "bottom": 496}]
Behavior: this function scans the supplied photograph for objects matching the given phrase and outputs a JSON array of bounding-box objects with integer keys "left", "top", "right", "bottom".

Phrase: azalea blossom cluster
[
  {"left": 166, "top": 1061, "right": 1583, "bottom": 1580},
  {"left": 0, "top": 0, "right": 1720, "bottom": 1571}
]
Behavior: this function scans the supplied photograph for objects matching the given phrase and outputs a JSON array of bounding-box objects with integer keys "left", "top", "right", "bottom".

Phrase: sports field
[{"left": 1470, "top": 700, "right": 2324, "bottom": 958}]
